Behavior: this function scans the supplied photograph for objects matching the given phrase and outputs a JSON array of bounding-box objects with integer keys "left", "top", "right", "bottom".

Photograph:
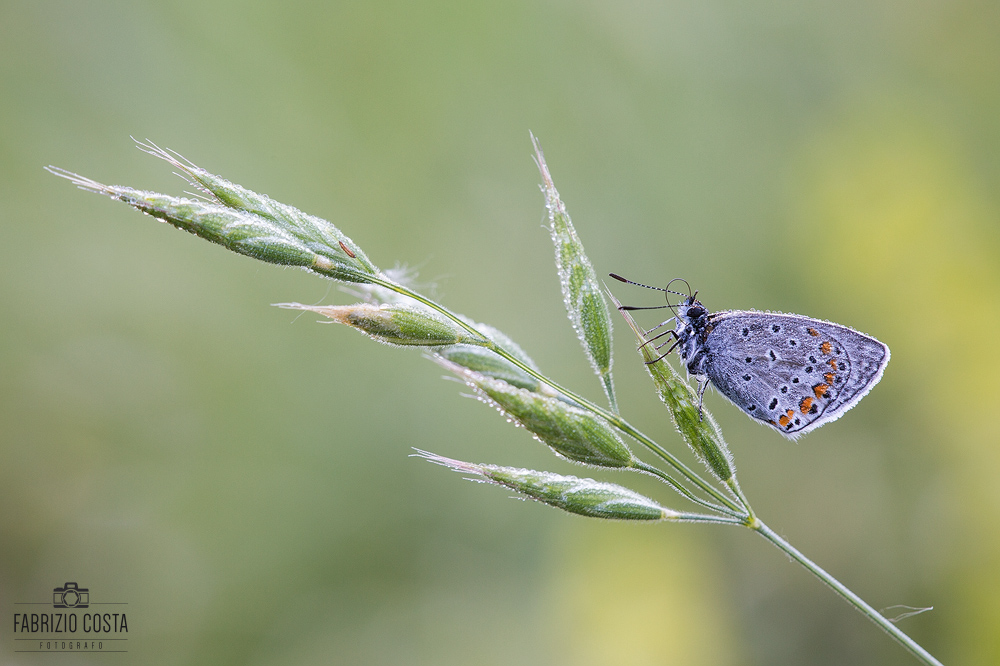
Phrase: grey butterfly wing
[{"left": 703, "top": 311, "right": 889, "bottom": 438}]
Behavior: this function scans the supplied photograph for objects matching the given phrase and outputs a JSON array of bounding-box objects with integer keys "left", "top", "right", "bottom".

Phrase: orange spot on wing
[
  {"left": 807, "top": 327, "right": 819, "bottom": 337},
  {"left": 824, "top": 372, "right": 835, "bottom": 384},
  {"left": 820, "top": 341, "right": 832, "bottom": 354},
  {"left": 813, "top": 383, "right": 830, "bottom": 399},
  {"left": 829, "top": 359, "right": 838, "bottom": 370},
  {"left": 799, "top": 397, "right": 813, "bottom": 413},
  {"left": 778, "top": 414, "right": 790, "bottom": 427}
]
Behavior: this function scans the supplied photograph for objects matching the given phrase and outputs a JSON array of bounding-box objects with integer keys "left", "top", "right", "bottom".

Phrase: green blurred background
[{"left": 2, "top": 1, "right": 998, "bottom": 664}]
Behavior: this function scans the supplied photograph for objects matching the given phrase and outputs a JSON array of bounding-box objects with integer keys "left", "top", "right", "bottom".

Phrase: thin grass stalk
[{"left": 754, "top": 521, "right": 943, "bottom": 666}]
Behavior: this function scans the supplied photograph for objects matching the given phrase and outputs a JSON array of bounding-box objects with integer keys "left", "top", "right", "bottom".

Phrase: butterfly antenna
[
  {"left": 619, "top": 304, "right": 671, "bottom": 311},
  {"left": 609, "top": 273, "right": 666, "bottom": 292},
  {"left": 610, "top": 273, "right": 690, "bottom": 313},
  {"left": 664, "top": 278, "right": 693, "bottom": 300}
]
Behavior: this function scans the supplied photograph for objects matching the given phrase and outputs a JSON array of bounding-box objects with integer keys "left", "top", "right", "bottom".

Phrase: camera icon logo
[{"left": 52, "top": 582, "right": 89, "bottom": 608}]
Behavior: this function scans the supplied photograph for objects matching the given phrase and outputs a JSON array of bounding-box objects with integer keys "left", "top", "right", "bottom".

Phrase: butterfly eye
[{"left": 687, "top": 306, "right": 706, "bottom": 319}]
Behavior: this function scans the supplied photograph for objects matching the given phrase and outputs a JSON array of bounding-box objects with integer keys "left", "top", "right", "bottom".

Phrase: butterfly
[{"left": 610, "top": 274, "right": 890, "bottom": 438}]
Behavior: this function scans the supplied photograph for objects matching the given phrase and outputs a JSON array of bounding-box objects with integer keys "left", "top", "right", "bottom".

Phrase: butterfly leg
[
  {"left": 696, "top": 377, "right": 708, "bottom": 421},
  {"left": 642, "top": 330, "right": 680, "bottom": 364},
  {"left": 639, "top": 327, "right": 676, "bottom": 350}
]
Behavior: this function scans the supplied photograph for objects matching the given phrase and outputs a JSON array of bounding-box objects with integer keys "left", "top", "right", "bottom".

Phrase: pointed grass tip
[{"left": 412, "top": 449, "right": 677, "bottom": 521}]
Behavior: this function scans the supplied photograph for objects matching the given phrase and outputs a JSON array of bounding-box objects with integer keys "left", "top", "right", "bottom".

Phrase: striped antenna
[{"left": 609, "top": 273, "right": 690, "bottom": 312}]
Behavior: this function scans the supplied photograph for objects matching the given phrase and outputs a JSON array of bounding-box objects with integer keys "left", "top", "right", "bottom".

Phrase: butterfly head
[{"left": 676, "top": 295, "right": 709, "bottom": 328}]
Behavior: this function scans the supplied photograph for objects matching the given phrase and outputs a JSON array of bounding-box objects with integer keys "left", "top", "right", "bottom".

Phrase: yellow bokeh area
[
  {"left": 791, "top": 103, "right": 1000, "bottom": 665},
  {"left": 542, "top": 522, "right": 736, "bottom": 666}
]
